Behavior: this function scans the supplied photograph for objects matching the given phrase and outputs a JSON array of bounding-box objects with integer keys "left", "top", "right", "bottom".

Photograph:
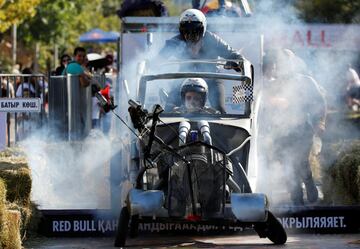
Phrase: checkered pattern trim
[{"left": 232, "top": 84, "right": 253, "bottom": 103}]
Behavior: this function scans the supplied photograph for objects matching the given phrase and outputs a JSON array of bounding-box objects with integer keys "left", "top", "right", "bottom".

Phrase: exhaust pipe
[
  {"left": 198, "top": 121, "right": 212, "bottom": 145},
  {"left": 231, "top": 193, "right": 268, "bottom": 222},
  {"left": 198, "top": 121, "right": 213, "bottom": 163},
  {"left": 178, "top": 121, "right": 190, "bottom": 146}
]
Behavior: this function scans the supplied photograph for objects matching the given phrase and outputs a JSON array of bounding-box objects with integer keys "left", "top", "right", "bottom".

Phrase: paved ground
[{"left": 24, "top": 233, "right": 360, "bottom": 249}]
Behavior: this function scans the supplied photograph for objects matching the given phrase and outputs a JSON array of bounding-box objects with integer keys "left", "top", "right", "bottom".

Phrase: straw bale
[
  {"left": 0, "top": 147, "right": 34, "bottom": 246},
  {"left": 0, "top": 178, "right": 8, "bottom": 248},
  {"left": 0, "top": 147, "right": 31, "bottom": 206},
  {"left": 0, "top": 148, "right": 28, "bottom": 169},
  {"left": 0, "top": 178, "right": 6, "bottom": 214},
  {"left": 0, "top": 168, "right": 32, "bottom": 206},
  {"left": 322, "top": 140, "right": 360, "bottom": 205},
  {"left": 4, "top": 210, "right": 21, "bottom": 249},
  {"left": 7, "top": 202, "right": 32, "bottom": 238}
]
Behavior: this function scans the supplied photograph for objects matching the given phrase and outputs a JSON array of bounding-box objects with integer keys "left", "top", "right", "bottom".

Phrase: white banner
[
  {"left": 264, "top": 24, "right": 360, "bottom": 51},
  {"left": 0, "top": 98, "right": 41, "bottom": 113}
]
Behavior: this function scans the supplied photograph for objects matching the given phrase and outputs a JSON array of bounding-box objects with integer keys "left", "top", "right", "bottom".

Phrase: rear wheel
[
  {"left": 114, "top": 207, "right": 130, "bottom": 247},
  {"left": 266, "top": 212, "right": 287, "bottom": 244},
  {"left": 129, "top": 214, "right": 139, "bottom": 238},
  {"left": 254, "top": 211, "right": 287, "bottom": 245}
]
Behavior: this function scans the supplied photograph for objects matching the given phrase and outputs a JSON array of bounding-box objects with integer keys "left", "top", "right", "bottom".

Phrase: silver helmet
[
  {"left": 179, "top": 9, "right": 207, "bottom": 43},
  {"left": 180, "top": 78, "right": 208, "bottom": 107}
]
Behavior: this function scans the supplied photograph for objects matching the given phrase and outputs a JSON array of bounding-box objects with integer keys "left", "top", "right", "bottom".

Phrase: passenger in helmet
[
  {"left": 173, "top": 78, "right": 219, "bottom": 114},
  {"left": 159, "top": 8, "right": 245, "bottom": 113}
]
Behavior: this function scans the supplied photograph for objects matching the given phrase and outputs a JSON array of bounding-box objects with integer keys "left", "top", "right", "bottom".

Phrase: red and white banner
[{"left": 265, "top": 24, "right": 360, "bottom": 50}]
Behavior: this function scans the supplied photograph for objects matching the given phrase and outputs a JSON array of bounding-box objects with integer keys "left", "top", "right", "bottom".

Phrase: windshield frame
[{"left": 138, "top": 72, "right": 253, "bottom": 118}]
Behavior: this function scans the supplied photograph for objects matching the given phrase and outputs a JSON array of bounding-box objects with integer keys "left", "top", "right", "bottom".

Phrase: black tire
[
  {"left": 114, "top": 207, "right": 130, "bottom": 247},
  {"left": 266, "top": 212, "right": 287, "bottom": 244},
  {"left": 254, "top": 211, "right": 287, "bottom": 245},
  {"left": 129, "top": 215, "right": 139, "bottom": 238}
]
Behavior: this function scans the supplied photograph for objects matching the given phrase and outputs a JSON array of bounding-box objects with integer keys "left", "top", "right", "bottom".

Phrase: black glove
[
  {"left": 224, "top": 61, "right": 242, "bottom": 72},
  {"left": 91, "top": 83, "right": 101, "bottom": 95},
  {"left": 128, "top": 100, "right": 148, "bottom": 130}
]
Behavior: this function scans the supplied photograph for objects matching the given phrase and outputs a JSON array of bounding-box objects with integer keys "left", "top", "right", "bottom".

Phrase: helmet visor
[{"left": 179, "top": 21, "right": 204, "bottom": 43}]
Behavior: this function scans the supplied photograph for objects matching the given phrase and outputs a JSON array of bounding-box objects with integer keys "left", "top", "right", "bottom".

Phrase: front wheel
[
  {"left": 254, "top": 211, "right": 287, "bottom": 245},
  {"left": 114, "top": 207, "right": 130, "bottom": 247}
]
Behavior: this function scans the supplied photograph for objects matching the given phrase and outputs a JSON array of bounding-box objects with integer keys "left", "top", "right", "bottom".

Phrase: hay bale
[
  {"left": 4, "top": 210, "right": 21, "bottom": 249},
  {"left": 6, "top": 202, "right": 32, "bottom": 238},
  {"left": 322, "top": 140, "right": 360, "bottom": 205},
  {"left": 0, "top": 148, "right": 31, "bottom": 207},
  {"left": 0, "top": 178, "right": 9, "bottom": 248},
  {"left": 0, "top": 148, "right": 28, "bottom": 169},
  {"left": 0, "top": 168, "right": 32, "bottom": 206},
  {"left": 0, "top": 147, "right": 34, "bottom": 246}
]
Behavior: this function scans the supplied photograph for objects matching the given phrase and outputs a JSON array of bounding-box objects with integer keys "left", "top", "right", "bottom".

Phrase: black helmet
[
  {"left": 180, "top": 78, "right": 208, "bottom": 107},
  {"left": 179, "top": 9, "right": 207, "bottom": 43}
]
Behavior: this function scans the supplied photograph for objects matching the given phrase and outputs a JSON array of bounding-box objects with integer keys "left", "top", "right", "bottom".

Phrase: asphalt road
[{"left": 24, "top": 233, "right": 360, "bottom": 249}]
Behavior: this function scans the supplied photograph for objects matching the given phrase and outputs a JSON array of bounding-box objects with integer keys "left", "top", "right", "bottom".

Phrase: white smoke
[
  {"left": 20, "top": 129, "right": 117, "bottom": 209},
  {"left": 250, "top": 1, "right": 360, "bottom": 206}
]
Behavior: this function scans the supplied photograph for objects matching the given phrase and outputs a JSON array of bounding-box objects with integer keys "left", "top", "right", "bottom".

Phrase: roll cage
[{"left": 136, "top": 59, "right": 254, "bottom": 118}]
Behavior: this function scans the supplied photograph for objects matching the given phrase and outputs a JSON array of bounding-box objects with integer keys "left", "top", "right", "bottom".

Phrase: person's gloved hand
[
  {"left": 224, "top": 61, "right": 242, "bottom": 72},
  {"left": 91, "top": 83, "right": 101, "bottom": 95}
]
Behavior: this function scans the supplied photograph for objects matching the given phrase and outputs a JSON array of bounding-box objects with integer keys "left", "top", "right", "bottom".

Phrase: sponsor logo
[
  {"left": 49, "top": 216, "right": 348, "bottom": 234},
  {"left": 278, "top": 216, "right": 346, "bottom": 229},
  {"left": 52, "top": 220, "right": 117, "bottom": 233}
]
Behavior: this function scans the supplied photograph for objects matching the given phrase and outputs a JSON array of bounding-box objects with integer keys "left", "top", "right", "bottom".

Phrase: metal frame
[
  {"left": 138, "top": 71, "right": 253, "bottom": 117},
  {"left": 121, "top": 16, "right": 256, "bottom": 33}
]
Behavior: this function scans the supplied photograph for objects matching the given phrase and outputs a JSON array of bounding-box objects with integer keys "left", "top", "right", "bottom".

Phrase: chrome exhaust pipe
[
  {"left": 197, "top": 121, "right": 212, "bottom": 145},
  {"left": 178, "top": 121, "right": 190, "bottom": 146},
  {"left": 231, "top": 193, "right": 268, "bottom": 222}
]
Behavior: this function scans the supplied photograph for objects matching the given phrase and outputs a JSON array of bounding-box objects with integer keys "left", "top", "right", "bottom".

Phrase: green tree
[
  {"left": 16, "top": 0, "right": 120, "bottom": 71},
  {"left": 295, "top": 0, "right": 360, "bottom": 23},
  {"left": 19, "top": 0, "right": 120, "bottom": 49},
  {"left": 4, "top": 0, "right": 189, "bottom": 72},
  {"left": 0, "top": 0, "right": 42, "bottom": 33}
]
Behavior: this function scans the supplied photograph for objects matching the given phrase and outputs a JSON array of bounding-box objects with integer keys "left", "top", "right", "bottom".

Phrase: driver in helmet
[
  {"left": 173, "top": 78, "right": 219, "bottom": 114},
  {"left": 159, "top": 8, "right": 245, "bottom": 113}
]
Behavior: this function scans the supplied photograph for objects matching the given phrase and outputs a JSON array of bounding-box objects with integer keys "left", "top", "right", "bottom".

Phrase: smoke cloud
[
  {"left": 250, "top": 1, "right": 360, "bottom": 206},
  {"left": 20, "top": 128, "right": 116, "bottom": 209}
]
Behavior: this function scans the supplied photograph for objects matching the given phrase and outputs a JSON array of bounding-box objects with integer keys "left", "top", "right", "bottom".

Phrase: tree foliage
[
  {"left": 295, "top": 0, "right": 360, "bottom": 23},
  {"left": 253, "top": 0, "right": 360, "bottom": 23},
  {"left": 15, "top": 0, "right": 120, "bottom": 71},
  {"left": 0, "top": 0, "right": 42, "bottom": 33},
  {"left": 18, "top": 0, "right": 120, "bottom": 48}
]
